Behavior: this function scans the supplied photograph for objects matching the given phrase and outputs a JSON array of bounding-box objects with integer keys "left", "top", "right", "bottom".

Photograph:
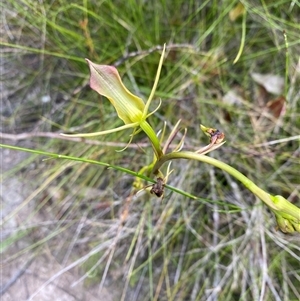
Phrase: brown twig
[
  {"left": 114, "top": 43, "right": 198, "bottom": 67},
  {"left": 0, "top": 132, "right": 149, "bottom": 149}
]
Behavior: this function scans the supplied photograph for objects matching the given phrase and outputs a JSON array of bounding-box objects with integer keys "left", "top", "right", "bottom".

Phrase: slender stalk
[
  {"left": 140, "top": 120, "right": 163, "bottom": 159},
  {"left": 152, "top": 151, "right": 300, "bottom": 221}
]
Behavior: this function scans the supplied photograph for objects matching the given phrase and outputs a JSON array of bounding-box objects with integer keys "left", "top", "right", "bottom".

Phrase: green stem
[
  {"left": 139, "top": 120, "right": 163, "bottom": 159},
  {"left": 152, "top": 151, "right": 300, "bottom": 220}
]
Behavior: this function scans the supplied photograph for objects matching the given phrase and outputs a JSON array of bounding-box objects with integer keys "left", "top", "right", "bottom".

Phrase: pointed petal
[{"left": 60, "top": 122, "right": 138, "bottom": 137}]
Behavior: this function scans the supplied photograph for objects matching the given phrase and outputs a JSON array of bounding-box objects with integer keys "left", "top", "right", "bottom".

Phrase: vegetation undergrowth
[{"left": 1, "top": 1, "right": 300, "bottom": 300}]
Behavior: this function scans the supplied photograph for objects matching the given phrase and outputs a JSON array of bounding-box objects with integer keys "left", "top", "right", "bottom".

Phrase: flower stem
[
  {"left": 139, "top": 120, "right": 163, "bottom": 159},
  {"left": 152, "top": 151, "right": 300, "bottom": 221}
]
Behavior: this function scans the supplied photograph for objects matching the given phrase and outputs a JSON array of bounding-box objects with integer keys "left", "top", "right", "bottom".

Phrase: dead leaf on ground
[
  {"left": 266, "top": 95, "right": 286, "bottom": 118},
  {"left": 251, "top": 72, "right": 284, "bottom": 95},
  {"left": 222, "top": 89, "right": 245, "bottom": 106},
  {"left": 222, "top": 88, "right": 245, "bottom": 122}
]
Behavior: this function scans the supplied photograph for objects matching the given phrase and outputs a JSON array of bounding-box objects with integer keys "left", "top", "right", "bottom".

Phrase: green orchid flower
[
  {"left": 60, "top": 44, "right": 300, "bottom": 234},
  {"left": 62, "top": 45, "right": 167, "bottom": 158}
]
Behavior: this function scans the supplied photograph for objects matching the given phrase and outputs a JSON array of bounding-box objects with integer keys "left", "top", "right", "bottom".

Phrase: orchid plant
[{"left": 62, "top": 44, "right": 300, "bottom": 234}]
